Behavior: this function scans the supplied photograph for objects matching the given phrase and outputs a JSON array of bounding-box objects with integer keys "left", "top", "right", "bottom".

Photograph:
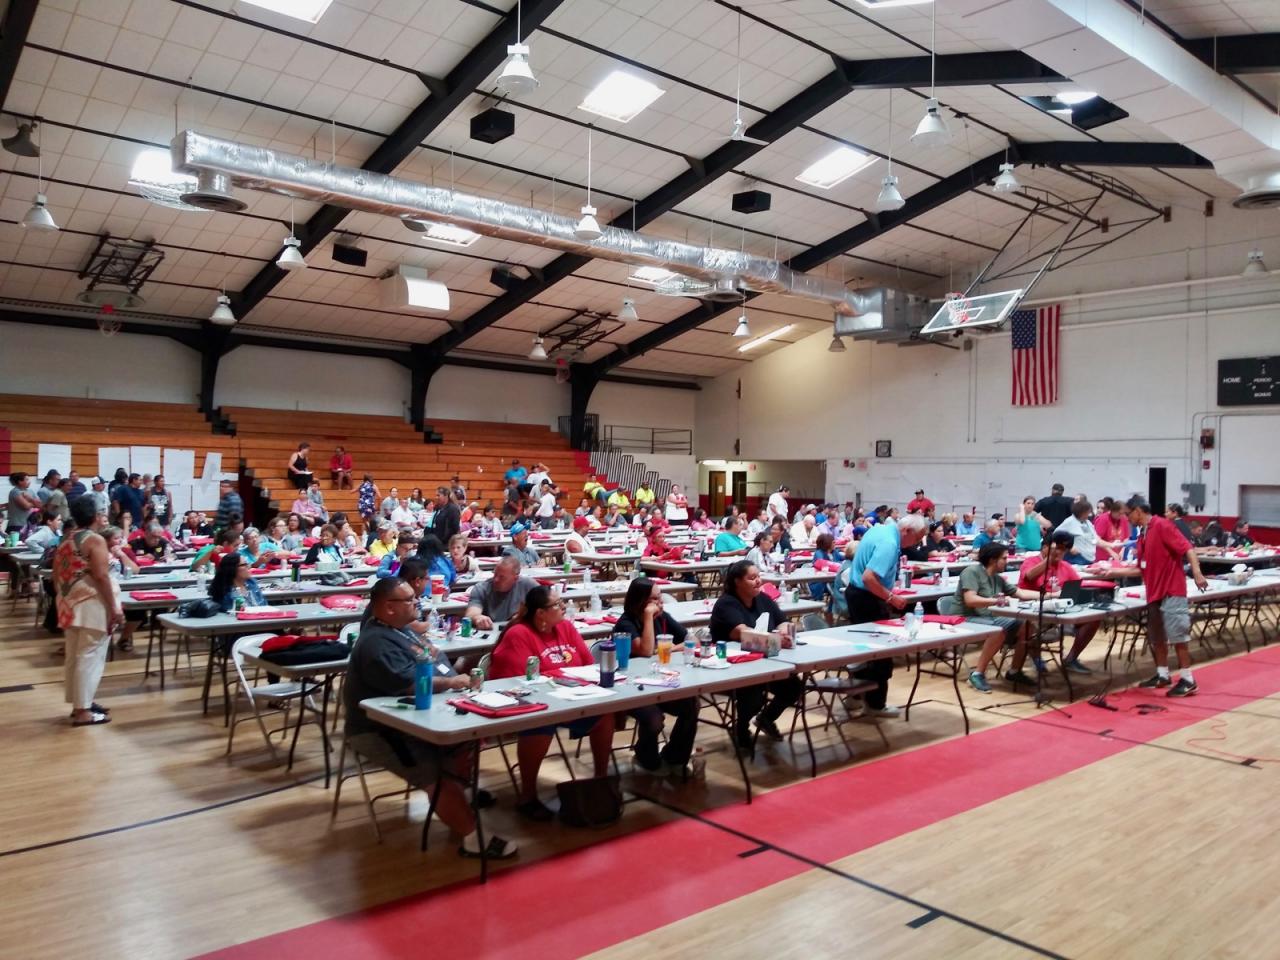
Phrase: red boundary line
[{"left": 199, "top": 650, "right": 1280, "bottom": 960}]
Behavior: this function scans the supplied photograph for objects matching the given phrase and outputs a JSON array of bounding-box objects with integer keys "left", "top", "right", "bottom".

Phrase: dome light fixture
[
  {"left": 276, "top": 199, "right": 307, "bottom": 270},
  {"left": 575, "top": 127, "right": 604, "bottom": 241},
  {"left": 618, "top": 297, "right": 638, "bottom": 321},
  {"left": 529, "top": 334, "right": 549, "bottom": 360},
  {"left": 993, "top": 160, "right": 1020, "bottom": 194},
  {"left": 910, "top": 6, "right": 951, "bottom": 148},
  {"left": 21, "top": 192, "right": 58, "bottom": 231},
  {"left": 875, "top": 175, "right": 905, "bottom": 212},
  {"left": 496, "top": 2, "right": 537, "bottom": 96},
  {"left": 732, "top": 310, "right": 751, "bottom": 338},
  {"left": 210, "top": 293, "right": 236, "bottom": 325}
]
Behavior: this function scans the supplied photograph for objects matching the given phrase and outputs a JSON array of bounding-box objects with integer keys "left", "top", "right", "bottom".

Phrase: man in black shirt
[
  {"left": 1034, "top": 483, "right": 1074, "bottom": 530},
  {"left": 431, "top": 486, "right": 461, "bottom": 543},
  {"left": 343, "top": 577, "right": 515, "bottom": 860}
]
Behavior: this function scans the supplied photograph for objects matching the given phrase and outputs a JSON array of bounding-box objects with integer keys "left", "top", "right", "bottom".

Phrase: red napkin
[
  {"left": 449, "top": 593, "right": 471, "bottom": 602},
  {"left": 1081, "top": 580, "right": 1115, "bottom": 589},
  {"left": 650, "top": 578, "right": 671, "bottom": 585},
  {"left": 347, "top": 578, "right": 369, "bottom": 587},
  {"left": 302, "top": 537, "right": 318, "bottom": 547},
  {"left": 727, "top": 652, "right": 763, "bottom": 664},
  {"left": 133, "top": 556, "right": 156, "bottom": 567},
  {"left": 891, "top": 589, "right": 916, "bottom": 596},
  {"left": 530, "top": 533, "right": 550, "bottom": 540},
  {"left": 760, "top": 582, "right": 781, "bottom": 600},
  {"left": 1234, "top": 551, "right": 1249, "bottom": 557},
  {"left": 813, "top": 559, "right": 841, "bottom": 572},
  {"left": 447, "top": 698, "right": 549, "bottom": 719},
  {"left": 1124, "top": 590, "right": 1144, "bottom": 598},
  {"left": 912, "top": 576, "right": 940, "bottom": 585},
  {"left": 129, "top": 590, "right": 177, "bottom": 600},
  {"left": 663, "top": 559, "right": 692, "bottom": 565},
  {"left": 187, "top": 536, "right": 212, "bottom": 547},
  {"left": 249, "top": 568, "right": 271, "bottom": 576},
  {"left": 237, "top": 609, "right": 297, "bottom": 621},
  {"left": 875, "top": 618, "right": 905, "bottom": 627},
  {"left": 924, "top": 614, "right": 965, "bottom": 625},
  {"left": 320, "top": 594, "right": 364, "bottom": 610},
  {"left": 578, "top": 617, "right": 610, "bottom": 625}
]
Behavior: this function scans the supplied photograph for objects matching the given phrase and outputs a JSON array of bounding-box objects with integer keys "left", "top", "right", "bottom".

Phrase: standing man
[
  {"left": 67, "top": 471, "right": 86, "bottom": 500},
  {"left": 767, "top": 485, "right": 790, "bottom": 522},
  {"left": 86, "top": 477, "right": 109, "bottom": 519},
  {"left": 1035, "top": 483, "right": 1074, "bottom": 530},
  {"left": 111, "top": 473, "right": 146, "bottom": 529},
  {"left": 431, "top": 486, "right": 461, "bottom": 543},
  {"left": 1127, "top": 496, "right": 1208, "bottom": 697},
  {"left": 907, "top": 489, "right": 934, "bottom": 515},
  {"left": 214, "top": 479, "right": 243, "bottom": 532},
  {"left": 842, "top": 514, "right": 929, "bottom": 717}
]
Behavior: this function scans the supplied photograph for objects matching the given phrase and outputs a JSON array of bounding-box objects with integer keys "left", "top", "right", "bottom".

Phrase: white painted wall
[
  {"left": 588, "top": 381, "right": 697, "bottom": 435},
  {"left": 215, "top": 345, "right": 411, "bottom": 417},
  {"left": 640, "top": 453, "right": 697, "bottom": 498},
  {"left": 0, "top": 321, "right": 200, "bottom": 403},
  {"left": 425, "top": 366, "right": 567, "bottom": 428}
]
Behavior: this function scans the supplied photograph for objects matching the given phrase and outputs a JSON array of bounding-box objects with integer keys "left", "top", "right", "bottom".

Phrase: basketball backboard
[{"left": 919, "top": 289, "right": 1024, "bottom": 336}]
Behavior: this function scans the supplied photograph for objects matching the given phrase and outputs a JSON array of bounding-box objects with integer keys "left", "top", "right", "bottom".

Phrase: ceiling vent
[
  {"left": 1232, "top": 172, "right": 1280, "bottom": 211},
  {"left": 179, "top": 169, "right": 246, "bottom": 213},
  {"left": 380, "top": 265, "right": 450, "bottom": 312}
]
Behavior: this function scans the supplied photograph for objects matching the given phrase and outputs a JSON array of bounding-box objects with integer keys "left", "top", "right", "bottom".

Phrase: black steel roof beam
[
  {"left": 0, "top": 0, "right": 39, "bottom": 113},
  {"left": 1182, "top": 34, "right": 1280, "bottom": 74},
  {"left": 587, "top": 140, "right": 1212, "bottom": 376},
  {"left": 229, "top": 0, "right": 565, "bottom": 321}
]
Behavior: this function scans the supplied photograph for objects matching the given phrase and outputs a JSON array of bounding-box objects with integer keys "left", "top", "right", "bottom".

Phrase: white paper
[
  {"left": 167, "top": 484, "right": 192, "bottom": 517},
  {"left": 163, "top": 449, "right": 196, "bottom": 484},
  {"left": 98, "top": 447, "right": 130, "bottom": 480},
  {"left": 543, "top": 685, "right": 615, "bottom": 701},
  {"left": 201, "top": 452, "right": 222, "bottom": 481},
  {"left": 753, "top": 612, "right": 770, "bottom": 632},
  {"left": 37, "top": 443, "right": 72, "bottom": 478},
  {"left": 472, "top": 691, "right": 520, "bottom": 709},
  {"left": 130, "top": 446, "right": 161, "bottom": 478},
  {"left": 192, "top": 482, "right": 220, "bottom": 510},
  {"left": 797, "top": 635, "right": 851, "bottom": 648}
]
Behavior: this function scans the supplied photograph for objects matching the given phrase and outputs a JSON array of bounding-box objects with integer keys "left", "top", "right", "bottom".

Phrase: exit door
[
  {"left": 1148, "top": 466, "right": 1167, "bottom": 514},
  {"left": 709, "top": 470, "right": 726, "bottom": 517},
  {"left": 731, "top": 471, "right": 748, "bottom": 510}
]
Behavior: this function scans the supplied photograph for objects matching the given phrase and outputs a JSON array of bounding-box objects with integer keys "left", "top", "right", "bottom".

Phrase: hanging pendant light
[
  {"left": 992, "top": 162, "right": 1019, "bottom": 193},
  {"left": 1243, "top": 249, "right": 1267, "bottom": 277},
  {"left": 911, "top": 6, "right": 951, "bottom": 148},
  {"left": 732, "top": 306, "right": 751, "bottom": 338},
  {"left": 875, "top": 90, "right": 904, "bottom": 212},
  {"left": 618, "top": 297, "right": 638, "bottom": 321},
  {"left": 2, "top": 121, "right": 40, "bottom": 157},
  {"left": 496, "top": 1, "right": 537, "bottom": 95},
  {"left": 828, "top": 334, "right": 846, "bottom": 353},
  {"left": 575, "top": 127, "right": 603, "bottom": 240},
  {"left": 529, "top": 335, "right": 549, "bottom": 360},
  {"left": 20, "top": 128, "right": 58, "bottom": 231},
  {"left": 276, "top": 199, "right": 307, "bottom": 270},
  {"left": 210, "top": 293, "right": 236, "bottom": 325}
]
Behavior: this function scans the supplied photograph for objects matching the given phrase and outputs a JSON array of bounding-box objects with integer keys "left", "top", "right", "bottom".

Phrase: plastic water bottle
[
  {"left": 588, "top": 588, "right": 603, "bottom": 614},
  {"left": 940, "top": 563, "right": 949, "bottom": 586},
  {"left": 427, "top": 603, "right": 442, "bottom": 635},
  {"left": 582, "top": 564, "right": 592, "bottom": 586},
  {"left": 910, "top": 601, "right": 924, "bottom": 639}
]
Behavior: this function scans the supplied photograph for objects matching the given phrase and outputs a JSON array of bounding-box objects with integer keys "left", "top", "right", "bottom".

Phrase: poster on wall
[
  {"left": 130, "top": 446, "right": 161, "bottom": 479},
  {"left": 98, "top": 447, "right": 130, "bottom": 480},
  {"left": 37, "top": 444, "right": 72, "bottom": 478},
  {"left": 164, "top": 449, "right": 196, "bottom": 484}
]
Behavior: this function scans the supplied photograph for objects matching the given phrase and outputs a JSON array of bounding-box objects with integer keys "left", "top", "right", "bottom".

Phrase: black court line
[
  {"left": 0, "top": 774, "right": 325, "bottom": 859},
  {"left": 737, "top": 844, "right": 771, "bottom": 858},
  {"left": 629, "top": 790, "right": 1068, "bottom": 960},
  {"left": 0, "top": 684, "right": 33, "bottom": 694},
  {"left": 907, "top": 909, "right": 943, "bottom": 928}
]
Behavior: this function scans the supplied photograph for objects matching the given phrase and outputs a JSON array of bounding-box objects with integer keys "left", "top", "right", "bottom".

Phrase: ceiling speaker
[
  {"left": 471, "top": 108, "right": 515, "bottom": 145},
  {"left": 332, "top": 240, "right": 367, "bottom": 268},
  {"left": 732, "top": 189, "right": 772, "bottom": 214}
]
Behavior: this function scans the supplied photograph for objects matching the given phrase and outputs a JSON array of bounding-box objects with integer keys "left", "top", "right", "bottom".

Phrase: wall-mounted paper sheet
[
  {"left": 163, "top": 449, "right": 195, "bottom": 484},
  {"left": 201, "top": 452, "right": 222, "bottom": 481},
  {"left": 130, "top": 446, "right": 161, "bottom": 478},
  {"left": 37, "top": 444, "right": 72, "bottom": 478},
  {"left": 98, "top": 447, "right": 130, "bottom": 480}
]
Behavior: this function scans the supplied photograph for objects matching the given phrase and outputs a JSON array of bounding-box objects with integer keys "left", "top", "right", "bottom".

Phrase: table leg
[
  {"left": 949, "top": 649, "right": 970, "bottom": 735},
  {"left": 287, "top": 676, "right": 310, "bottom": 771},
  {"left": 797, "top": 673, "right": 817, "bottom": 779},
  {"left": 904, "top": 651, "right": 925, "bottom": 722},
  {"left": 318, "top": 676, "right": 333, "bottom": 788}
]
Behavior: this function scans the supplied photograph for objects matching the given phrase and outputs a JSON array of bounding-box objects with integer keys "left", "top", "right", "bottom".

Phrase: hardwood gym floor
[{"left": 2, "top": 595, "right": 1278, "bottom": 960}]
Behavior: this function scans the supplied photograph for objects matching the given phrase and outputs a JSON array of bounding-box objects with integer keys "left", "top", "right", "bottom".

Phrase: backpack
[{"left": 829, "top": 559, "right": 854, "bottom": 620}]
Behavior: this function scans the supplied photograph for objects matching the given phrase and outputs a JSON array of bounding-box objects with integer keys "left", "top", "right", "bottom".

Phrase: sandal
[
  {"left": 117, "top": 638, "right": 134, "bottom": 653},
  {"left": 516, "top": 798, "right": 555, "bottom": 822},
  {"left": 458, "top": 835, "right": 518, "bottom": 860},
  {"left": 71, "top": 711, "right": 111, "bottom": 727}
]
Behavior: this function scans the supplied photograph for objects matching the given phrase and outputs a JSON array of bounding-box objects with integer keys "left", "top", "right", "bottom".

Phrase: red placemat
[
  {"left": 129, "top": 590, "right": 177, "bottom": 601},
  {"left": 446, "top": 698, "right": 550, "bottom": 719},
  {"left": 237, "top": 609, "right": 297, "bottom": 621},
  {"left": 320, "top": 595, "right": 364, "bottom": 610},
  {"left": 727, "top": 652, "right": 763, "bottom": 664}
]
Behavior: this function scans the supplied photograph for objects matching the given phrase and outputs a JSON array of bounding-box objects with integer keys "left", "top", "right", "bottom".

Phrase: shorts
[
  {"left": 1147, "top": 596, "right": 1190, "bottom": 646},
  {"left": 347, "top": 731, "right": 443, "bottom": 788},
  {"left": 522, "top": 716, "right": 599, "bottom": 739},
  {"left": 978, "top": 615, "right": 1024, "bottom": 645}
]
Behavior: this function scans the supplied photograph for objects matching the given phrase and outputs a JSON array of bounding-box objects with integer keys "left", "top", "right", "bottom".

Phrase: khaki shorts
[{"left": 1147, "top": 596, "right": 1190, "bottom": 646}]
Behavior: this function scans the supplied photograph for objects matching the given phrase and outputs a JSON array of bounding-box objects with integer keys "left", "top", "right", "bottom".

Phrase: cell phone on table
[
  {"left": 552, "top": 676, "right": 590, "bottom": 687},
  {"left": 397, "top": 696, "right": 415, "bottom": 705}
]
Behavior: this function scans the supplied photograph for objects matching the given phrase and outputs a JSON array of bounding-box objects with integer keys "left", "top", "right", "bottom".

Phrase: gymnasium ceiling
[{"left": 0, "top": 0, "right": 1275, "bottom": 381}]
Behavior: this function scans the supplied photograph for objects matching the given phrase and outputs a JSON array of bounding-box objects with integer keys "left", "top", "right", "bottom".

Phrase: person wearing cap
[
  {"left": 907, "top": 489, "right": 934, "bottom": 515},
  {"left": 82, "top": 477, "right": 110, "bottom": 518},
  {"left": 502, "top": 521, "right": 540, "bottom": 566},
  {"left": 564, "top": 515, "right": 592, "bottom": 555}
]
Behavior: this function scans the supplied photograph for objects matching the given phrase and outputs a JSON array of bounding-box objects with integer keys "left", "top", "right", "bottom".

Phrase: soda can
[
  {"left": 233, "top": 595, "right": 245, "bottom": 612},
  {"left": 525, "top": 655, "right": 540, "bottom": 680},
  {"left": 460, "top": 617, "right": 473, "bottom": 637},
  {"left": 469, "top": 667, "right": 484, "bottom": 691},
  {"left": 715, "top": 639, "right": 727, "bottom": 659}
]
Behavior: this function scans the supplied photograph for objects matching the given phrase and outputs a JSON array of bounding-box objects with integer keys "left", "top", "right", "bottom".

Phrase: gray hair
[
  {"left": 898, "top": 514, "right": 928, "bottom": 536},
  {"left": 985, "top": 518, "right": 1003, "bottom": 533},
  {"left": 145, "top": 521, "right": 165, "bottom": 535},
  {"left": 496, "top": 554, "right": 523, "bottom": 572}
]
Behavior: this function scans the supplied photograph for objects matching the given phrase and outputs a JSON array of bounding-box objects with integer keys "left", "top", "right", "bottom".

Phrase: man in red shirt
[
  {"left": 907, "top": 489, "right": 934, "bottom": 515},
  {"left": 1126, "top": 496, "right": 1208, "bottom": 697},
  {"left": 1018, "top": 530, "right": 1099, "bottom": 674}
]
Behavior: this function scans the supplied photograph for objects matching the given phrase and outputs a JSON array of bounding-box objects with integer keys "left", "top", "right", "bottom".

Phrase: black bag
[
  {"left": 318, "top": 571, "right": 351, "bottom": 586},
  {"left": 257, "top": 640, "right": 350, "bottom": 666},
  {"left": 556, "top": 774, "right": 623, "bottom": 828},
  {"left": 178, "top": 598, "right": 222, "bottom": 619}
]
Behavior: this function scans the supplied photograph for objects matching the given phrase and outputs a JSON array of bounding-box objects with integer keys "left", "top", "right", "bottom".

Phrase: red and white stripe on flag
[{"left": 1010, "top": 303, "right": 1060, "bottom": 406}]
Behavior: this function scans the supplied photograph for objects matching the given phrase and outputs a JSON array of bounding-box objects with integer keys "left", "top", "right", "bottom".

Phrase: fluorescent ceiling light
[
  {"left": 422, "top": 222, "right": 480, "bottom": 248},
  {"left": 796, "top": 146, "right": 875, "bottom": 190},
  {"left": 579, "top": 70, "right": 665, "bottom": 123},
  {"left": 738, "top": 323, "right": 794, "bottom": 352},
  {"left": 1055, "top": 90, "right": 1097, "bottom": 106},
  {"left": 239, "top": 0, "right": 334, "bottom": 23},
  {"left": 627, "top": 266, "right": 678, "bottom": 285}
]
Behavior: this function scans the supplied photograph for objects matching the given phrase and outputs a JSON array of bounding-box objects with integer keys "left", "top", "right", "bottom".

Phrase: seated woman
[
  {"left": 713, "top": 516, "right": 750, "bottom": 556},
  {"left": 585, "top": 505, "right": 606, "bottom": 530},
  {"left": 488, "top": 586, "right": 615, "bottom": 821},
  {"left": 287, "top": 442, "right": 313, "bottom": 492},
  {"left": 329, "top": 445, "right": 353, "bottom": 489},
  {"left": 290, "top": 487, "right": 321, "bottom": 525},
  {"left": 330, "top": 513, "right": 366, "bottom": 556},
  {"left": 612, "top": 578, "right": 700, "bottom": 775},
  {"left": 208, "top": 552, "right": 267, "bottom": 612},
  {"left": 375, "top": 533, "right": 418, "bottom": 579},
  {"left": 1017, "top": 531, "right": 1099, "bottom": 674},
  {"left": 770, "top": 517, "right": 792, "bottom": 553},
  {"left": 304, "top": 524, "right": 346, "bottom": 565},
  {"left": 261, "top": 517, "right": 288, "bottom": 555},
  {"left": 642, "top": 524, "right": 684, "bottom": 562},
  {"left": 448, "top": 533, "right": 480, "bottom": 577},
  {"left": 745, "top": 530, "right": 777, "bottom": 572},
  {"left": 236, "top": 527, "right": 270, "bottom": 567},
  {"left": 809, "top": 532, "right": 841, "bottom": 602},
  {"left": 960, "top": 543, "right": 1044, "bottom": 693},
  {"left": 709, "top": 560, "right": 805, "bottom": 752},
  {"left": 938, "top": 512, "right": 958, "bottom": 536},
  {"left": 190, "top": 529, "right": 241, "bottom": 572},
  {"left": 367, "top": 523, "right": 399, "bottom": 560},
  {"left": 689, "top": 508, "right": 715, "bottom": 532},
  {"left": 280, "top": 512, "right": 308, "bottom": 552},
  {"left": 416, "top": 533, "right": 456, "bottom": 588}
]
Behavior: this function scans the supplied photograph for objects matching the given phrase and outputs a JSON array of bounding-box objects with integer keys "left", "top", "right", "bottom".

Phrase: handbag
[
  {"left": 177, "top": 598, "right": 222, "bottom": 619},
  {"left": 555, "top": 774, "right": 623, "bottom": 828}
]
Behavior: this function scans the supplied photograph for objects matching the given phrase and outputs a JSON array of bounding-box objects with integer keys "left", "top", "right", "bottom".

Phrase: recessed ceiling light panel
[
  {"left": 579, "top": 70, "right": 665, "bottom": 123},
  {"left": 239, "top": 0, "right": 333, "bottom": 23},
  {"left": 796, "top": 146, "right": 875, "bottom": 190}
]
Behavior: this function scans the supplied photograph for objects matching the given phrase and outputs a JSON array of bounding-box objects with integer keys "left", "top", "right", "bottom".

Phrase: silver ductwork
[{"left": 171, "top": 130, "right": 874, "bottom": 317}]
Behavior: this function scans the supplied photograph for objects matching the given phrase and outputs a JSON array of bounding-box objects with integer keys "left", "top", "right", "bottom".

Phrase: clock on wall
[{"left": 875, "top": 440, "right": 892, "bottom": 458}]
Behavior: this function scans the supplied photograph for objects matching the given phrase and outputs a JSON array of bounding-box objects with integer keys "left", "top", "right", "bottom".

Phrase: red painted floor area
[{"left": 200, "top": 651, "right": 1280, "bottom": 960}]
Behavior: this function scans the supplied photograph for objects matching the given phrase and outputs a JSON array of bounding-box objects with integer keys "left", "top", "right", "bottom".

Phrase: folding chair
[
  {"left": 226, "top": 633, "right": 310, "bottom": 760},
  {"left": 330, "top": 736, "right": 412, "bottom": 844}
]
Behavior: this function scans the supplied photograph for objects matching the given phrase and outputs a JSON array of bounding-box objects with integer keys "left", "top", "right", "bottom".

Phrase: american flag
[{"left": 1010, "top": 304, "right": 1060, "bottom": 406}]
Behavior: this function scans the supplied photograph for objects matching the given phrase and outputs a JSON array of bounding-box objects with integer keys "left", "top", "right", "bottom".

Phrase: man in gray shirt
[
  {"left": 501, "top": 520, "right": 541, "bottom": 566},
  {"left": 465, "top": 556, "right": 536, "bottom": 629}
]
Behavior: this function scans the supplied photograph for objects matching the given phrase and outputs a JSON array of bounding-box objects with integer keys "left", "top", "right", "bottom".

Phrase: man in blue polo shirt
[{"left": 843, "top": 514, "right": 928, "bottom": 718}]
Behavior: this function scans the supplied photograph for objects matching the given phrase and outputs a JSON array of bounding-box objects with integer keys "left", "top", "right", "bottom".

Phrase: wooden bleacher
[
  {"left": 0, "top": 396, "right": 235, "bottom": 510},
  {"left": 221, "top": 407, "right": 597, "bottom": 522}
]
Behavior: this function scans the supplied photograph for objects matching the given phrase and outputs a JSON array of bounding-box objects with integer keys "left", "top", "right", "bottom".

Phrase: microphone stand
[{"left": 986, "top": 566, "right": 1072, "bottom": 716}]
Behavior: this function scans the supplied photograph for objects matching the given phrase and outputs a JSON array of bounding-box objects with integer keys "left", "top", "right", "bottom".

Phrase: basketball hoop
[{"left": 943, "top": 293, "right": 984, "bottom": 326}]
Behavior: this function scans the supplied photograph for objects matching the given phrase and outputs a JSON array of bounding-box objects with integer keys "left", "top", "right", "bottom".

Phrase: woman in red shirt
[{"left": 489, "top": 586, "right": 616, "bottom": 821}]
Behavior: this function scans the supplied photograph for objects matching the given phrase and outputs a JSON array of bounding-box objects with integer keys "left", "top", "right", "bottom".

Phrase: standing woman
[
  {"left": 287, "top": 442, "right": 313, "bottom": 492},
  {"left": 665, "top": 484, "right": 690, "bottom": 525},
  {"left": 53, "top": 498, "right": 122, "bottom": 726},
  {"left": 357, "top": 474, "right": 380, "bottom": 534},
  {"left": 1014, "top": 496, "right": 1049, "bottom": 553}
]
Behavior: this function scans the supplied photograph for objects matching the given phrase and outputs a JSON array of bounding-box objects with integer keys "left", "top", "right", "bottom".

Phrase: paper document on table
[
  {"left": 798, "top": 635, "right": 851, "bottom": 648},
  {"left": 544, "top": 685, "right": 615, "bottom": 701},
  {"left": 558, "top": 665, "right": 628, "bottom": 684},
  {"left": 472, "top": 692, "right": 519, "bottom": 709},
  {"left": 754, "top": 612, "right": 770, "bottom": 632}
]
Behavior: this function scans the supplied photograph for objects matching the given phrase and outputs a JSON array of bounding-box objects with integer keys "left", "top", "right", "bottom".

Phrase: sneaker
[
  {"left": 968, "top": 670, "right": 992, "bottom": 694},
  {"left": 1063, "top": 659, "right": 1092, "bottom": 675},
  {"left": 1167, "top": 678, "right": 1198, "bottom": 698},
  {"left": 1137, "top": 674, "right": 1171, "bottom": 689},
  {"left": 753, "top": 717, "right": 784, "bottom": 741},
  {"left": 866, "top": 705, "right": 901, "bottom": 719},
  {"left": 841, "top": 695, "right": 866, "bottom": 717},
  {"left": 1004, "top": 670, "right": 1035, "bottom": 686}
]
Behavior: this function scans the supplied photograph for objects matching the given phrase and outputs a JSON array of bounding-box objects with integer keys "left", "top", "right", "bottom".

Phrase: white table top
[
  {"left": 781, "top": 619, "right": 1000, "bottom": 670},
  {"left": 639, "top": 556, "right": 736, "bottom": 575},
  {"left": 1197, "top": 551, "right": 1280, "bottom": 567},
  {"left": 158, "top": 602, "right": 364, "bottom": 637}
]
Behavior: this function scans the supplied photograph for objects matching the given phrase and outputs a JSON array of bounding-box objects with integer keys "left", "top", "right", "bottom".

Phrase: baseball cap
[
  {"left": 90, "top": 476, "right": 105, "bottom": 486},
  {"left": 510, "top": 520, "right": 531, "bottom": 535},
  {"left": 572, "top": 515, "right": 589, "bottom": 530}
]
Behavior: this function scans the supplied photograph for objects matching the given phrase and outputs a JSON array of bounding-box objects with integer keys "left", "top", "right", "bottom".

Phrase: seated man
[
  {"left": 329, "top": 446, "right": 353, "bottom": 489},
  {"left": 607, "top": 486, "right": 632, "bottom": 518},
  {"left": 633, "top": 480, "right": 656, "bottom": 508},
  {"left": 177, "top": 510, "right": 213, "bottom": 541},
  {"left": 464, "top": 555, "right": 537, "bottom": 630},
  {"left": 501, "top": 521, "right": 540, "bottom": 567},
  {"left": 129, "top": 522, "right": 174, "bottom": 562},
  {"left": 960, "top": 543, "right": 1043, "bottom": 693},
  {"left": 955, "top": 512, "right": 979, "bottom": 536},
  {"left": 971, "top": 518, "right": 1004, "bottom": 550},
  {"left": 713, "top": 516, "right": 750, "bottom": 556},
  {"left": 344, "top": 577, "right": 514, "bottom": 860},
  {"left": 788, "top": 513, "right": 818, "bottom": 549},
  {"left": 1017, "top": 530, "right": 1099, "bottom": 674}
]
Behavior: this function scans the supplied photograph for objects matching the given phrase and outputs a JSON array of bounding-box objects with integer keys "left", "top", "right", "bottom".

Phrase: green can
[{"left": 525, "top": 655, "right": 540, "bottom": 680}]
